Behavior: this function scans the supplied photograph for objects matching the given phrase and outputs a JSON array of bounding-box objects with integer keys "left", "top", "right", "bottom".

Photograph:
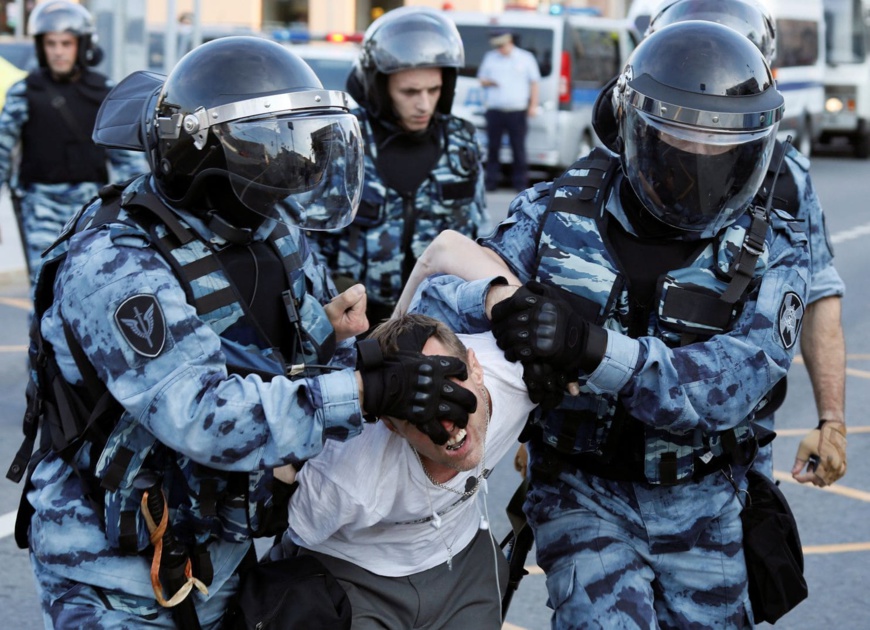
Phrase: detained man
[{"left": 273, "top": 313, "right": 537, "bottom": 629}]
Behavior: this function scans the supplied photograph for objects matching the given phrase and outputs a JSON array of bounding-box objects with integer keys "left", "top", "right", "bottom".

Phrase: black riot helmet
[
  {"left": 647, "top": 0, "right": 776, "bottom": 64},
  {"left": 149, "top": 36, "right": 364, "bottom": 232},
  {"left": 613, "top": 21, "right": 783, "bottom": 239},
  {"left": 27, "top": 0, "right": 103, "bottom": 69},
  {"left": 350, "top": 6, "right": 464, "bottom": 119}
]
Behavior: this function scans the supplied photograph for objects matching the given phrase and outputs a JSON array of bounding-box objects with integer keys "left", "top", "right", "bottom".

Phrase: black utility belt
[{"left": 533, "top": 443, "right": 747, "bottom": 486}]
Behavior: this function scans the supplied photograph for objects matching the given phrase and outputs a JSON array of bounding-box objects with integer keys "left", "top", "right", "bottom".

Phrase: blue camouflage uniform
[
  {"left": 751, "top": 143, "right": 845, "bottom": 479},
  {"left": 410, "top": 157, "right": 810, "bottom": 627},
  {"left": 0, "top": 71, "right": 146, "bottom": 287},
  {"left": 309, "top": 109, "right": 488, "bottom": 316},
  {"left": 27, "top": 175, "right": 363, "bottom": 628}
]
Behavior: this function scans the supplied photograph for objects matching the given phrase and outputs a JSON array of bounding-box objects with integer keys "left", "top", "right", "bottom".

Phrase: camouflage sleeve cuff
[
  {"left": 318, "top": 368, "right": 364, "bottom": 440},
  {"left": 807, "top": 266, "right": 845, "bottom": 304},
  {"left": 584, "top": 329, "right": 640, "bottom": 395}
]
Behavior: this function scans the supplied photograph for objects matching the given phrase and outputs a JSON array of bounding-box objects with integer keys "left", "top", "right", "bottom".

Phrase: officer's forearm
[{"left": 800, "top": 295, "right": 846, "bottom": 424}]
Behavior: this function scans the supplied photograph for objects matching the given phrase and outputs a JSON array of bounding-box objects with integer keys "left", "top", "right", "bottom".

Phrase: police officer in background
[
  {"left": 408, "top": 21, "right": 809, "bottom": 625},
  {"left": 646, "top": 0, "right": 847, "bottom": 488},
  {"left": 15, "top": 37, "right": 476, "bottom": 628},
  {"left": 309, "top": 6, "right": 488, "bottom": 328},
  {"left": 0, "top": 0, "right": 145, "bottom": 287}
]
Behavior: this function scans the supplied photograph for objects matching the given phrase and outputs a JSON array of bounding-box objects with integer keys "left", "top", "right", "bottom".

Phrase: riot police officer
[
  {"left": 308, "top": 6, "right": 489, "bottom": 328},
  {"left": 646, "top": 0, "right": 847, "bottom": 488},
  {"left": 0, "top": 0, "right": 144, "bottom": 287},
  {"left": 409, "top": 21, "right": 810, "bottom": 626},
  {"left": 14, "top": 37, "right": 476, "bottom": 629}
]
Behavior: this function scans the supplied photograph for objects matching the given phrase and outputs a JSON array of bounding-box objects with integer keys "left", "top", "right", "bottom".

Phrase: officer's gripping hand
[
  {"left": 359, "top": 352, "right": 477, "bottom": 445},
  {"left": 791, "top": 421, "right": 847, "bottom": 487},
  {"left": 491, "top": 280, "right": 604, "bottom": 374},
  {"left": 520, "top": 361, "right": 574, "bottom": 410}
]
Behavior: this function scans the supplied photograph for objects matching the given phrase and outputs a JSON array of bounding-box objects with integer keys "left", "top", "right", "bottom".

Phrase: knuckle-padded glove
[
  {"left": 359, "top": 345, "right": 477, "bottom": 445},
  {"left": 491, "top": 280, "right": 605, "bottom": 374},
  {"left": 520, "top": 361, "right": 571, "bottom": 411}
]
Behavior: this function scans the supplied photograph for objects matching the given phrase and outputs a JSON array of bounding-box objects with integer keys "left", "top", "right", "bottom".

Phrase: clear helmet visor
[
  {"left": 214, "top": 112, "right": 363, "bottom": 231},
  {"left": 622, "top": 109, "right": 777, "bottom": 236}
]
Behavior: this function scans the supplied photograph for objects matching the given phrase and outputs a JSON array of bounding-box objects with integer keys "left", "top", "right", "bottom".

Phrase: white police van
[
  {"left": 761, "top": 0, "right": 826, "bottom": 156},
  {"left": 818, "top": 0, "right": 870, "bottom": 158},
  {"left": 448, "top": 9, "right": 636, "bottom": 176}
]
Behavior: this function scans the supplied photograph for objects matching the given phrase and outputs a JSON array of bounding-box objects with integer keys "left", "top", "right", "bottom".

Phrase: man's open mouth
[{"left": 445, "top": 428, "right": 467, "bottom": 451}]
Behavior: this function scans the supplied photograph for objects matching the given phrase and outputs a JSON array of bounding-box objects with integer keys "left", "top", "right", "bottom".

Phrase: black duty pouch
[
  {"left": 741, "top": 469, "right": 808, "bottom": 624},
  {"left": 222, "top": 554, "right": 351, "bottom": 630}
]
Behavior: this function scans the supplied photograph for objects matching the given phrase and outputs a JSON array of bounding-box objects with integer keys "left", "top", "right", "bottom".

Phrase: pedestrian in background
[{"left": 478, "top": 29, "right": 540, "bottom": 192}]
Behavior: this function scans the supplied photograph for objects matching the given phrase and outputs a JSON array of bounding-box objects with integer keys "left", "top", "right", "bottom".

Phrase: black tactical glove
[
  {"left": 520, "top": 361, "right": 572, "bottom": 411},
  {"left": 358, "top": 341, "right": 477, "bottom": 445},
  {"left": 491, "top": 280, "right": 605, "bottom": 375}
]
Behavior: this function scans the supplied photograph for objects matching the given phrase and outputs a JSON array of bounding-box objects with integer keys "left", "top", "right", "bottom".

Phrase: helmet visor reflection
[
  {"left": 215, "top": 113, "right": 363, "bottom": 231},
  {"left": 623, "top": 109, "right": 776, "bottom": 235}
]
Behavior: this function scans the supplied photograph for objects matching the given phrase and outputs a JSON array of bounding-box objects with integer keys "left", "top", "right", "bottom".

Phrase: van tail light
[{"left": 559, "top": 50, "right": 571, "bottom": 104}]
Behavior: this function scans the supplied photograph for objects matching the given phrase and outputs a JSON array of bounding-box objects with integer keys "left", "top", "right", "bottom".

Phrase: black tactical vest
[{"left": 19, "top": 69, "right": 109, "bottom": 186}]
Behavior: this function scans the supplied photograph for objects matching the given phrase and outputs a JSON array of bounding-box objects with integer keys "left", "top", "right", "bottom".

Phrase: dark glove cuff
[{"left": 580, "top": 324, "right": 607, "bottom": 373}]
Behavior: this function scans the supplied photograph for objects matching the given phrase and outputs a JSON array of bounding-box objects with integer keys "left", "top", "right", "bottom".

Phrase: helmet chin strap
[
  {"left": 170, "top": 168, "right": 269, "bottom": 243},
  {"left": 204, "top": 211, "right": 254, "bottom": 245}
]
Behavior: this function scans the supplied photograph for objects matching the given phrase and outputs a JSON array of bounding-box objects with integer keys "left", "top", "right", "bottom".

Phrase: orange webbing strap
[{"left": 140, "top": 490, "right": 209, "bottom": 607}]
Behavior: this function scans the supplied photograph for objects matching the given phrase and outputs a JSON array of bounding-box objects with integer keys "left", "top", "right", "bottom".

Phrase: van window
[
  {"left": 570, "top": 27, "right": 621, "bottom": 87},
  {"left": 824, "top": 0, "right": 868, "bottom": 64},
  {"left": 774, "top": 19, "right": 820, "bottom": 68},
  {"left": 454, "top": 25, "right": 554, "bottom": 78}
]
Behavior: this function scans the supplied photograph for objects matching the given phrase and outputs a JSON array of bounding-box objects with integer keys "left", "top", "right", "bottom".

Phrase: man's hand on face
[{"left": 358, "top": 349, "right": 477, "bottom": 445}]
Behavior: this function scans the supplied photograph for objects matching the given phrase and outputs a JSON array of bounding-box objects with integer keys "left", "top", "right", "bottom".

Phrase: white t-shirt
[
  {"left": 287, "top": 332, "right": 534, "bottom": 576},
  {"left": 477, "top": 47, "right": 541, "bottom": 111}
]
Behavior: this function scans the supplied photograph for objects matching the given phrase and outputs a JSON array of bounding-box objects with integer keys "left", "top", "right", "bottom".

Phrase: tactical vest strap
[
  {"left": 100, "top": 446, "right": 135, "bottom": 492},
  {"left": 547, "top": 149, "right": 618, "bottom": 218},
  {"left": 661, "top": 286, "right": 733, "bottom": 331},
  {"left": 441, "top": 179, "right": 476, "bottom": 201}
]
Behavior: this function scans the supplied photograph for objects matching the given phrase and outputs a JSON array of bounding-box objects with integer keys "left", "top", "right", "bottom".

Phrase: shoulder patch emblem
[
  {"left": 777, "top": 291, "right": 804, "bottom": 350},
  {"left": 114, "top": 294, "right": 167, "bottom": 358}
]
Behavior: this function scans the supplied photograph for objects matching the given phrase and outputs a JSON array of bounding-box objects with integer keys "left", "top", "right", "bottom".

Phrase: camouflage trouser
[
  {"left": 15, "top": 183, "right": 101, "bottom": 288},
  {"left": 30, "top": 553, "right": 238, "bottom": 630},
  {"left": 524, "top": 463, "right": 753, "bottom": 629}
]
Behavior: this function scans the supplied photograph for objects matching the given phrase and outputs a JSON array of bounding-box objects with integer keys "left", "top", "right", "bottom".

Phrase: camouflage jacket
[
  {"left": 26, "top": 176, "right": 363, "bottom": 598},
  {"left": 410, "top": 154, "right": 810, "bottom": 484},
  {"left": 309, "top": 109, "right": 489, "bottom": 309}
]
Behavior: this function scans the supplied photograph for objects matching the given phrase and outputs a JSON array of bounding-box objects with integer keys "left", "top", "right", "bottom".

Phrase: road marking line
[
  {"left": 846, "top": 367, "right": 870, "bottom": 379},
  {"left": 831, "top": 222, "right": 870, "bottom": 244},
  {"left": 774, "top": 470, "right": 870, "bottom": 502},
  {"left": 0, "top": 296, "right": 30, "bottom": 310},
  {"left": 803, "top": 542, "right": 870, "bottom": 554},
  {"left": 0, "top": 345, "right": 27, "bottom": 352}
]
